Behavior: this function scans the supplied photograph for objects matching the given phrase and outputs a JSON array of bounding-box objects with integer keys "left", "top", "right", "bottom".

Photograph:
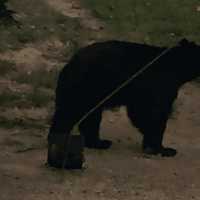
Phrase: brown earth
[{"left": 1, "top": 0, "right": 200, "bottom": 200}]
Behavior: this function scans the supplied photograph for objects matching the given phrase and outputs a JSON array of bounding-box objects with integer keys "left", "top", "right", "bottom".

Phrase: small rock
[
  {"left": 135, "top": 191, "right": 140, "bottom": 196},
  {"left": 82, "top": 189, "right": 87, "bottom": 194},
  {"left": 170, "top": 33, "right": 175, "bottom": 37},
  {"left": 49, "top": 28, "right": 55, "bottom": 33},
  {"left": 99, "top": 25, "right": 104, "bottom": 30},
  {"left": 15, "top": 176, "right": 20, "bottom": 180},
  {"left": 196, "top": 6, "right": 200, "bottom": 12},
  {"left": 117, "top": 139, "right": 121, "bottom": 143},
  {"left": 146, "top": 2, "right": 151, "bottom": 6},
  {"left": 108, "top": 5, "right": 115, "bottom": 11},
  {"left": 109, "top": 118, "right": 114, "bottom": 123},
  {"left": 173, "top": 172, "right": 178, "bottom": 176},
  {"left": 127, "top": 137, "right": 132, "bottom": 141},
  {"left": 30, "top": 25, "right": 36, "bottom": 29},
  {"left": 72, "top": 4, "right": 81, "bottom": 9}
]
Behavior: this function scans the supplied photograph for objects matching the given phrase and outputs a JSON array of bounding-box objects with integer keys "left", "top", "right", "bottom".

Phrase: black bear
[{"left": 48, "top": 39, "right": 200, "bottom": 168}]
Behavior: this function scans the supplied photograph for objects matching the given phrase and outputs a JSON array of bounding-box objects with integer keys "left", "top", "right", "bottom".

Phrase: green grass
[
  {"left": 0, "top": 87, "right": 53, "bottom": 108},
  {"left": 0, "top": 0, "right": 81, "bottom": 51},
  {"left": 12, "top": 68, "right": 60, "bottom": 89},
  {"left": 0, "top": 64, "right": 58, "bottom": 109},
  {"left": 0, "top": 90, "right": 22, "bottom": 107},
  {"left": 0, "top": 60, "right": 15, "bottom": 75},
  {"left": 26, "top": 88, "right": 54, "bottom": 108},
  {"left": 0, "top": 86, "right": 53, "bottom": 128},
  {"left": 1, "top": 0, "right": 200, "bottom": 129},
  {"left": 0, "top": 115, "right": 48, "bottom": 129},
  {"left": 82, "top": 0, "right": 200, "bottom": 45}
]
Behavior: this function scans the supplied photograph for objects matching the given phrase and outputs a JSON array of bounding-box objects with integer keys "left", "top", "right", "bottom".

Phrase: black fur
[{"left": 48, "top": 39, "right": 200, "bottom": 157}]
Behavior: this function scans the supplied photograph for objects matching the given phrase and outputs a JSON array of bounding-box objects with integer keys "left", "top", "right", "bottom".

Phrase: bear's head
[{"left": 177, "top": 38, "right": 200, "bottom": 82}]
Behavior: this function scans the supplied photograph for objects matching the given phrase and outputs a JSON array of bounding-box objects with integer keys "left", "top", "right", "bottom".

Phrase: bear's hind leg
[
  {"left": 79, "top": 109, "right": 112, "bottom": 149},
  {"left": 48, "top": 107, "right": 76, "bottom": 168}
]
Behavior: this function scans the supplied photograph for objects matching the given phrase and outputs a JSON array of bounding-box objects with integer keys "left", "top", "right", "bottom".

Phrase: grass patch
[
  {"left": 0, "top": 0, "right": 81, "bottom": 51},
  {"left": 0, "top": 91, "right": 22, "bottom": 107},
  {"left": 0, "top": 88, "right": 53, "bottom": 108},
  {"left": 0, "top": 60, "right": 15, "bottom": 76},
  {"left": 12, "top": 68, "right": 60, "bottom": 89},
  {"left": 26, "top": 88, "right": 54, "bottom": 108},
  {"left": 0, "top": 116, "right": 48, "bottom": 129},
  {"left": 83, "top": 0, "right": 200, "bottom": 45}
]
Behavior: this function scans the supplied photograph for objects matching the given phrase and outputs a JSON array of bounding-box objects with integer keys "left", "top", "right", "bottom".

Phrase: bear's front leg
[
  {"left": 142, "top": 112, "right": 177, "bottom": 157},
  {"left": 79, "top": 110, "right": 112, "bottom": 149},
  {"left": 127, "top": 103, "right": 177, "bottom": 157},
  {"left": 143, "top": 141, "right": 177, "bottom": 157}
]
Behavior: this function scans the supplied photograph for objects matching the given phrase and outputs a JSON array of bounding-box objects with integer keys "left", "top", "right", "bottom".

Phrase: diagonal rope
[
  {"left": 62, "top": 44, "right": 174, "bottom": 169},
  {"left": 74, "top": 45, "right": 173, "bottom": 129}
]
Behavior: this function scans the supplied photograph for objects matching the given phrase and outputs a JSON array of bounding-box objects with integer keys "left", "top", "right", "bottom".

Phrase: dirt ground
[
  {"left": 1, "top": 83, "right": 200, "bottom": 200},
  {"left": 1, "top": 0, "right": 200, "bottom": 200}
]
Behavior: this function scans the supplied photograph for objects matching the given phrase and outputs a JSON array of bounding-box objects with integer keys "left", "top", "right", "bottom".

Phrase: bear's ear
[
  {"left": 178, "top": 38, "right": 196, "bottom": 47},
  {"left": 179, "top": 38, "right": 189, "bottom": 46}
]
